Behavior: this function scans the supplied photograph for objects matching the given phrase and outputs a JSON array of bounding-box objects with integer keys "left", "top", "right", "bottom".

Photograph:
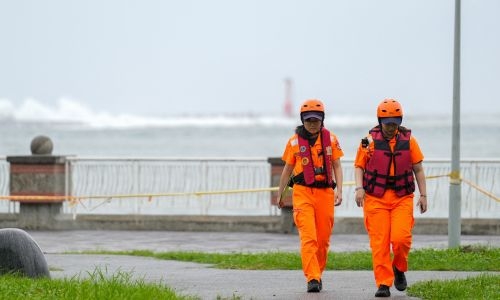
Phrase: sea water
[
  {"left": 1, "top": 113, "right": 499, "bottom": 218},
  {"left": 1, "top": 113, "right": 499, "bottom": 159}
]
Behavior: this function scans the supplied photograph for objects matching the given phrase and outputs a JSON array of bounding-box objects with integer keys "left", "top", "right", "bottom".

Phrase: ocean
[
  {"left": 1, "top": 110, "right": 499, "bottom": 218},
  {"left": 1, "top": 112, "right": 499, "bottom": 160}
]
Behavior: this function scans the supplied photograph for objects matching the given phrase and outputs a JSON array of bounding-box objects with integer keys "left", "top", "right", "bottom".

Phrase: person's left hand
[
  {"left": 417, "top": 195, "right": 428, "bottom": 213},
  {"left": 354, "top": 188, "right": 365, "bottom": 207},
  {"left": 334, "top": 192, "right": 342, "bottom": 206}
]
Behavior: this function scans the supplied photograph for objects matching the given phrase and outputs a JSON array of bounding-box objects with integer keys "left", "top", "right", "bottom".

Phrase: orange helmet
[
  {"left": 300, "top": 99, "right": 325, "bottom": 122},
  {"left": 300, "top": 99, "right": 325, "bottom": 113},
  {"left": 377, "top": 98, "right": 403, "bottom": 118}
]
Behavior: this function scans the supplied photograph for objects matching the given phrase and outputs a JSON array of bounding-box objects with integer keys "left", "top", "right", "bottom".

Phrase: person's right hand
[{"left": 275, "top": 196, "right": 284, "bottom": 208}]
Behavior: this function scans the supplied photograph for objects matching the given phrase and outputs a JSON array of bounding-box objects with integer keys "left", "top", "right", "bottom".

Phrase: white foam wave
[
  {"left": 0, "top": 98, "right": 497, "bottom": 129},
  {"left": 0, "top": 98, "right": 303, "bottom": 128}
]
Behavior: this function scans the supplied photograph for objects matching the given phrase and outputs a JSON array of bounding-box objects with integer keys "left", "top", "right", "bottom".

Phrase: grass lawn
[{"left": 1, "top": 246, "right": 497, "bottom": 299}]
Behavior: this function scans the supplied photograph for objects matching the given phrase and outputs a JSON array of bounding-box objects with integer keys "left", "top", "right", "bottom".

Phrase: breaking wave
[{"left": 0, "top": 97, "right": 497, "bottom": 129}]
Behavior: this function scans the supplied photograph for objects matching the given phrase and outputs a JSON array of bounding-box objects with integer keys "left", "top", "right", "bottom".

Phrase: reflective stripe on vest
[
  {"left": 363, "top": 126, "right": 415, "bottom": 197},
  {"left": 297, "top": 128, "right": 333, "bottom": 186}
]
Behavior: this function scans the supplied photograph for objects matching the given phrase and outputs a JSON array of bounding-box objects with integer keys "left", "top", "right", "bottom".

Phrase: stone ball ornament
[{"left": 30, "top": 135, "right": 54, "bottom": 155}]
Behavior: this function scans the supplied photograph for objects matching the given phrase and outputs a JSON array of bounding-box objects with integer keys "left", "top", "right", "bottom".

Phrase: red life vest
[
  {"left": 295, "top": 128, "right": 334, "bottom": 188},
  {"left": 363, "top": 126, "right": 415, "bottom": 197}
]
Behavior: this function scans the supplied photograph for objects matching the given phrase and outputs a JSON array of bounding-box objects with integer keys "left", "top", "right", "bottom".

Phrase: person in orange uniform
[
  {"left": 354, "top": 98, "right": 428, "bottom": 297},
  {"left": 275, "top": 99, "right": 344, "bottom": 293}
]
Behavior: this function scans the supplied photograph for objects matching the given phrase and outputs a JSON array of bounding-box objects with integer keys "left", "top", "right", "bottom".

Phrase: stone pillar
[
  {"left": 7, "top": 136, "right": 67, "bottom": 229},
  {"left": 268, "top": 157, "right": 295, "bottom": 233}
]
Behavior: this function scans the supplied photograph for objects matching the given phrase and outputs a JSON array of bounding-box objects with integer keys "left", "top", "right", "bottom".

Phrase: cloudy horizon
[{"left": 1, "top": 1, "right": 499, "bottom": 118}]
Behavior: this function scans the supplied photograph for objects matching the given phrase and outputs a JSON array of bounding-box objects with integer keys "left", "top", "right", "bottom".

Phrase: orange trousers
[
  {"left": 292, "top": 184, "right": 334, "bottom": 282},
  {"left": 363, "top": 189, "right": 414, "bottom": 287}
]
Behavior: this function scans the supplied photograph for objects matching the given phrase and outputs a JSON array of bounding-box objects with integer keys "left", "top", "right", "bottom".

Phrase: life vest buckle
[{"left": 314, "top": 167, "right": 324, "bottom": 175}]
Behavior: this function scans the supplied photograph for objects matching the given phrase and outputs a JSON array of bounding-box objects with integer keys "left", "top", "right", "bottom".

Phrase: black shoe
[
  {"left": 393, "top": 266, "right": 407, "bottom": 291},
  {"left": 375, "top": 285, "right": 391, "bottom": 297},
  {"left": 319, "top": 279, "right": 322, "bottom": 291},
  {"left": 307, "top": 279, "right": 321, "bottom": 293}
]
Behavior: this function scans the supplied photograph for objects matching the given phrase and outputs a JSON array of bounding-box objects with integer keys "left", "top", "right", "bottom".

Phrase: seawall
[{"left": 0, "top": 213, "right": 498, "bottom": 235}]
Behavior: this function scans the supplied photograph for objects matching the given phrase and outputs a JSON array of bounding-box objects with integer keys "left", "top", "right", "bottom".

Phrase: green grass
[
  {"left": 72, "top": 246, "right": 499, "bottom": 299},
  {"left": 78, "top": 245, "right": 500, "bottom": 271},
  {"left": 410, "top": 245, "right": 500, "bottom": 271},
  {"left": 6, "top": 245, "right": 495, "bottom": 299},
  {"left": 407, "top": 273, "right": 500, "bottom": 300},
  {"left": 0, "top": 268, "right": 196, "bottom": 300}
]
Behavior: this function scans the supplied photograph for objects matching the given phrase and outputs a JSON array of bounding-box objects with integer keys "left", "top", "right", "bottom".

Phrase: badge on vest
[
  {"left": 326, "top": 146, "right": 332, "bottom": 155},
  {"left": 301, "top": 157, "right": 309, "bottom": 165},
  {"left": 300, "top": 145, "right": 307, "bottom": 153}
]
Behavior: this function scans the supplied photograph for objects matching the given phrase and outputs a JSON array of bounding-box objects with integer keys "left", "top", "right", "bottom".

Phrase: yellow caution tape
[
  {"left": 0, "top": 173, "right": 497, "bottom": 204},
  {"left": 461, "top": 178, "right": 500, "bottom": 203},
  {"left": 0, "top": 188, "right": 279, "bottom": 202}
]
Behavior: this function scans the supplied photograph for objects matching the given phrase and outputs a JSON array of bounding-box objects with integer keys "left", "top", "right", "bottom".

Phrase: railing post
[
  {"left": 7, "top": 136, "right": 67, "bottom": 229},
  {"left": 267, "top": 157, "right": 295, "bottom": 233}
]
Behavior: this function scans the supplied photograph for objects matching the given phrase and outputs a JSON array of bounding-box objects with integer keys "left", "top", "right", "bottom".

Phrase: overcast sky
[{"left": 1, "top": 0, "right": 499, "bottom": 117}]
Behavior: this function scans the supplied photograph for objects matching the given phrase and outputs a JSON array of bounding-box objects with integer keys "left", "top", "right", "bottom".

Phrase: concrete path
[{"left": 27, "top": 231, "right": 500, "bottom": 300}]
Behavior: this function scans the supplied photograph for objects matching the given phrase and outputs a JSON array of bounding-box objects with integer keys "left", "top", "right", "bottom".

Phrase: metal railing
[
  {"left": 0, "top": 157, "right": 15, "bottom": 213},
  {"left": 66, "top": 157, "right": 273, "bottom": 216},
  {"left": 1, "top": 157, "right": 499, "bottom": 218}
]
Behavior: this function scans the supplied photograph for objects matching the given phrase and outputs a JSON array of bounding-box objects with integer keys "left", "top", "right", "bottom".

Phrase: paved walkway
[{"left": 28, "top": 231, "right": 500, "bottom": 300}]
